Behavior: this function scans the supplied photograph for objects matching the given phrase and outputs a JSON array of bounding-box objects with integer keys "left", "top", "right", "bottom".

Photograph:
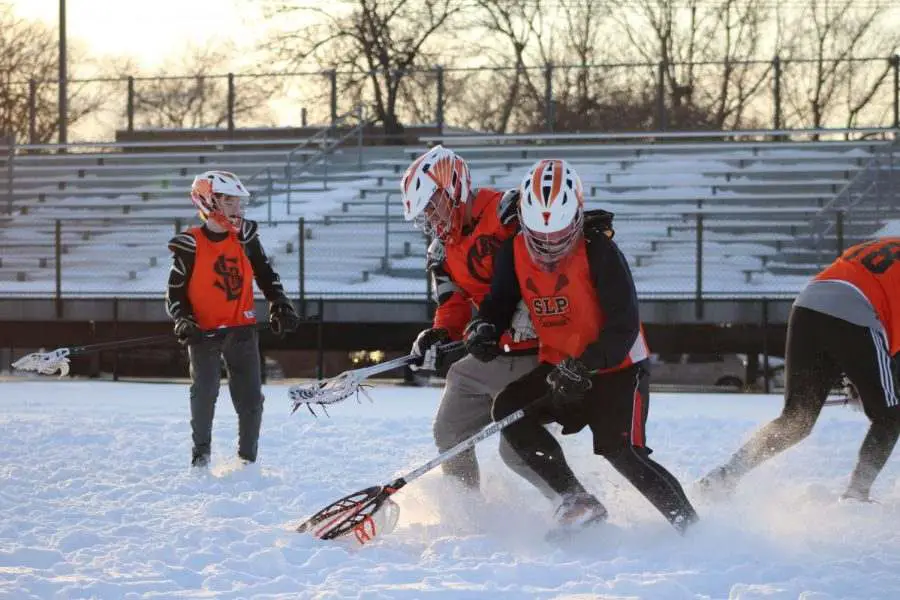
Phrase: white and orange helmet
[
  {"left": 518, "top": 159, "right": 584, "bottom": 271},
  {"left": 190, "top": 170, "right": 250, "bottom": 233},
  {"left": 400, "top": 145, "right": 472, "bottom": 243}
]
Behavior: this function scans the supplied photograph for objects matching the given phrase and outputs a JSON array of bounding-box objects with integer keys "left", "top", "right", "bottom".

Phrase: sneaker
[
  {"left": 839, "top": 487, "right": 875, "bottom": 504},
  {"left": 554, "top": 492, "right": 608, "bottom": 530},
  {"left": 191, "top": 452, "right": 210, "bottom": 468},
  {"left": 696, "top": 466, "right": 737, "bottom": 500}
]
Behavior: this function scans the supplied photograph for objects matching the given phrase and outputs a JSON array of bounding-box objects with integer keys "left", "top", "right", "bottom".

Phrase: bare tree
[
  {"left": 126, "top": 46, "right": 278, "bottom": 129},
  {"left": 0, "top": 5, "right": 106, "bottom": 144},
  {"left": 777, "top": 0, "right": 900, "bottom": 131},
  {"left": 467, "top": 0, "right": 542, "bottom": 133},
  {"left": 265, "top": 0, "right": 463, "bottom": 141},
  {"left": 614, "top": 0, "right": 772, "bottom": 129}
]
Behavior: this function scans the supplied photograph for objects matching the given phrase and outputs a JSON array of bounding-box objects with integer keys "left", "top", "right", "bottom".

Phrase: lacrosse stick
[
  {"left": 289, "top": 340, "right": 465, "bottom": 415},
  {"left": 12, "top": 322, "right": 270, "bottom": 377},
  {"left": 296, "top": 396, "right": 544, "bottom": 546}
]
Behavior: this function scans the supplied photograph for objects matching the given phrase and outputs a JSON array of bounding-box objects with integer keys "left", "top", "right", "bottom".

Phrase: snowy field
[{"left": 2, "top": 380, "right": 900, "bottom": 599}]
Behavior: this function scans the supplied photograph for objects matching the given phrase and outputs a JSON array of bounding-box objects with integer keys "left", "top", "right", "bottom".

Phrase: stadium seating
[{"left": 0, "top": 128, "right": 895, "bottom": 297}]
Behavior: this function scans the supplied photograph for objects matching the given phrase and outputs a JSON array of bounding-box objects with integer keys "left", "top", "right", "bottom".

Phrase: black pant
[
  {"left": 188, "top": 328, "right": 264, "bottom": 462},
  {"left": 492, "top": 362, "right": 698, "bottom": 532},
  {"left": 726, "top": 305, "right": 900, "bottom": 496}
]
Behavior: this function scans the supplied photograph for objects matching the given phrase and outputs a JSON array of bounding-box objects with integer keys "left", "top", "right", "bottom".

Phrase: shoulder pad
[
  {"left": 426, "top": 238, "right": 446, "bottom": 271},
  {"left": 584, "top": 209, "right": 615, "bottom": 241},
  {"left": 497, "top": 189, "right": 520, "bottom": 226},
  {"left": 167, "top": 232, "right": 196, "bottom": 255},
  {"left": 239, "top": 219, "right": 259, "bottom": 244}
]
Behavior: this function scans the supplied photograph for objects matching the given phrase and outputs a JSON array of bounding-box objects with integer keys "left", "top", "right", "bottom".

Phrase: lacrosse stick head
[
  {"left": 289, "top": 371, "right": 372, "bottom": 415},
  {"left": 11, "top": 348, "right": 71, "bottom": 377},
  {"left": 297, "top": 485, "right": 400, "bottom": 546}
]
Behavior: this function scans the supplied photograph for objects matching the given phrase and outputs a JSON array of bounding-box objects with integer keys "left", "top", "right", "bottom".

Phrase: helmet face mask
[
  {"left": 412, "top": 188, "right": 458, "bottom": 241},
  {"left": 518, "top": 159, "right": 584, "bottom": 272},
  {"left": 191, "top": 171, "right": 249, "bottom": 233},
  {"left": 401, "top": 145, "right": 471, "bottom": 243}
]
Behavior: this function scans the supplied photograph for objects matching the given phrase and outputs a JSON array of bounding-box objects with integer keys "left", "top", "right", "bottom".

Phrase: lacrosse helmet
[
  {"left": 400, "top": 145, "right": 472, "bottom": 243},
  {"left": 518, "top": 159, "right": 585, "bottom": 272},
  {"left": 190, "top": 170, "right": 250, "bottom": 233}
]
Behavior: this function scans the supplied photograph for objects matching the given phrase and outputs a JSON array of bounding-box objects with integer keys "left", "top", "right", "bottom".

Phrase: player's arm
[
  {"left": 579, "top": 236, "right": 640, "bottom": 371},
  {"left": 428, "top": 239, "right": 472, "bottom": 340},
  {"left": 474, "top": 236, "right": 521, "bottom": 333},
  {"left": 239, "top": 220, "right": 289, "bottom": 304},
  {"left": 165, "top": 232, "right": 197, "bottom": 321}
]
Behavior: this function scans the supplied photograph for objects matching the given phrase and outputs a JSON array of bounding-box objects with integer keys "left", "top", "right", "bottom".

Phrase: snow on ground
[{"left": 2, "top": 380, "right": 900, "bottom": 599}]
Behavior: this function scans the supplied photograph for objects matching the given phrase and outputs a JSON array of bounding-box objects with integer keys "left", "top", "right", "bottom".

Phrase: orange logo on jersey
[
  {"left": 531, "top": 296, "right": 570, "bottom": 328},
  {"left": 213, "top": 254, "right": 244, "bottom": 301},
  {"left": 466, "top": 234, "right": 503, "bottom": 283},
  {"left": 531, "top": 296, "right": 569, "bottom": 315}
]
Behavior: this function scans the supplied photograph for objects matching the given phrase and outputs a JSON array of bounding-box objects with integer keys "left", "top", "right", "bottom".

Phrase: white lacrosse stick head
[
  {"left": 289, "top": 371, "right": 372, "bottom": 414},
  {"left": 11, "top": 348, "right": 71, "bottom": 377}
]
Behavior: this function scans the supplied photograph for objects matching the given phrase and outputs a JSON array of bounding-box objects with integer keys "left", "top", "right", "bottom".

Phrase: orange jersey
[
  {"left": 433, "top": 188, "right": 537, "bottom": 351},
  {"left": 815, "top": 238, "right": 900, "bottom": 353},
  {"left": 186, "top": 226, "right": 257, "bottom": 330},
  {"left": 513, "top": 234, "right": 648, "bottom": 369}
]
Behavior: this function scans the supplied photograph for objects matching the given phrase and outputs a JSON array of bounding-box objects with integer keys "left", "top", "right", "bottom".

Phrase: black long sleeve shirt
[
  {"left": 165, "top": 220, "right": 288, "bottom": 321},
  {"left": 477, "top": 227, "right": 641, "bottom": 371}
]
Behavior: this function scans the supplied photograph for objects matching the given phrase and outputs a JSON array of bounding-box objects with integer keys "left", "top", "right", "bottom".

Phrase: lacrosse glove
[
  {"left": 173, "top": 315, "right": 200, "bottom": 347},
  {"left": 464, "top": 319, "right": 500, "bottom": 362},
  {"left": 545, "top": 357, "right": 594, "bottom": 418},
  {"left": 270, "top": 300, "right": 300, "bottom": 338},
  {"left": 410, "top": 328, "right": 450, "bottom": 371}
]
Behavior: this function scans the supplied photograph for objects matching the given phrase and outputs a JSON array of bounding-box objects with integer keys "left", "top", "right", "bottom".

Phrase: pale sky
[{"left": 10, "top": 0, "right": 271, "bottom": 70}]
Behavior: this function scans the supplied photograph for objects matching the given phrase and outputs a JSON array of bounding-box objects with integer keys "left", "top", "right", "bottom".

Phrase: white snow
[{"left": 2, "top": 380, "right": 899, "bottom": 599}]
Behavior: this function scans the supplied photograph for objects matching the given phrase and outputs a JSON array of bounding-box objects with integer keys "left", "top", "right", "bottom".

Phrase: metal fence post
[
  {"left": 55, "top": 219, "right": 63, "bottom": 318},
  {"left": 695, "top": 213, "right": 703, "bottom": 320},
  {"left": 435, "top": 65, "right": 445, "bottom": 136},
  {"left": 28, "top": 80, "right": 37, "bottom": 144},
  {"left": 836, "top": 210, "right": 845, "bottom": 256},
  {"left": 761, "top": 298, "right": 770, "bottom": 394},
  {"left": 127, "top": 76, "right": 135, "bottom": 131},
  {"left": 773, "top": 55, "right": 782, "bottom": 131},
  {"left": 892, "top": 54, "right": 900, "bottom": 129},
  {"left": 328, "top": 69, "right": 338, "bottom": 127},
  {"left": 657, "top": 61, "right": 667, "bottom": 131},
  {"left": 112, "top": 297, "right": 120, "bottom": 382},
  {"left": 299, "top": 217, "right": 306, "bottom": 319},
  {"left": 544, "top": 62, "right": 554, "bottom": 132},
  {"left": 266, "top": 167, "right": 273, "bottom": 226},
  {"left": 357, "top": 104, "right": 364, "bottom": 171},
  {"left": 383, "top": 192, "right": 391, "bottom": 273},
  {"left": 316, "top": 297, "right": 325, "bottom": 379},
  {"left": 227, "top": 72, "right": 235, "bottom": 133},
  {"left": 5, "top": 133, "right": 14, "bottom": 215}
]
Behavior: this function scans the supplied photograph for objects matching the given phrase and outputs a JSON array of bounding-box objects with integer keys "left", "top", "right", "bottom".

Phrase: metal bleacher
[{"left": 1, "top": 125, "right": 897, "bottom": 297}]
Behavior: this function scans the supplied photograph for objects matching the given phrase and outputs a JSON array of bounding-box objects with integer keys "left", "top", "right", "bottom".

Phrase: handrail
[
  {"left": 0, "top": 137, "right": 339, "bottom": 153},
  {"left": 420, "top": 126, "right": 899, "bottom": 146},
  {"left": 244, "top": 104, "right": 372, "bottom": 222}
]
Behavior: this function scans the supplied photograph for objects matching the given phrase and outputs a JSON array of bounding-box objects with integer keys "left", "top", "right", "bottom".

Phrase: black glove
[
  {"left": 270, "top": 300, "right": 300, "bottom": 338},
  {"left": 464, "top": 319, "right": 500, "bottom": 362},
  {"left": 546, "top": 358, "right": 593, "bottom": 410},
  {"left": 410, "top": 328, "right": 450, "bottom": 371},
  {"left": 173, "top": 315, "right": 199, "bottom": 347}
]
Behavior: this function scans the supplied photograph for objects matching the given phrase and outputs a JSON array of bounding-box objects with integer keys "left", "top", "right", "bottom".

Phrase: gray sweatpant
[
  {"left": 188, "top": 328, "right": 263, "bottom": 462},
  {"left": 433, "top": 353, "right": 543, "bottom": 492}
]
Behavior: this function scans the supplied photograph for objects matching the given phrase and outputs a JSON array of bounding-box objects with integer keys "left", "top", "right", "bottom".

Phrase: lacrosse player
[
  {"left": 401, "top": 145, "right": 550, "bottom": 494},
  {"left": 465, "top": 159, "right": 699, "bottom": 533},
  {"left": 165, "top": 170, "right": 300, "bottom": 468},
  {"left": 700, "top": 238, "right": 900, "bottom": 502}
]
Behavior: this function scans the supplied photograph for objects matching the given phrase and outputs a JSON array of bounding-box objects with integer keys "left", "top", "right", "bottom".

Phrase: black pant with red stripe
[
  {"left": 492, "top": 361, "right": 699, "bottom": 533},
  {"left": 720, "top": 305, "right": 900, "bottom": 499}
]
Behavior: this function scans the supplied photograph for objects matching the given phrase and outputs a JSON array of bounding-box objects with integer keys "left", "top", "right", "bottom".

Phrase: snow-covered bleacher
[{"left": 1, "top": 127, "right": 896, "bottom": 298}]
